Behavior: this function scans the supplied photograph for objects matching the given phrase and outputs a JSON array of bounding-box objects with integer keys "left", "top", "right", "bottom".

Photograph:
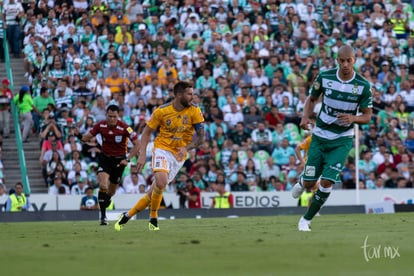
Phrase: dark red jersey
[
  {"left": 89, "top": 120, "right": 138, "bottom": 157},
  {"left": 188, "top": 186, "right": 201, "bottom": 208},
  {"left": 0, "top": 88, "right": 13, "bottom": 111}
]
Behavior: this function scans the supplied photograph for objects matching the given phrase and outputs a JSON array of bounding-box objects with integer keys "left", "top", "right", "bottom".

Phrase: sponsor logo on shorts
[
  {"left": 329, "top": 163, "right": 343, "bottom": 172},
  {"left": 305, "top": 166, "right": 316, "bottom": 177}
]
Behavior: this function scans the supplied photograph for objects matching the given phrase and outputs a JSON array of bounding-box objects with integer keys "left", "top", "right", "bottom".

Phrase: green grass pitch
[{"left": 0, "top": 213, "right": 412, "bottom": 276}]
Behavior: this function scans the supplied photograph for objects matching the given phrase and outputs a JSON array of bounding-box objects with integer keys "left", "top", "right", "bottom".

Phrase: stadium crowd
[
  {"left": 1, "top": 0, "right": 414, "bottom": 204},
  {"left": 0, "top": 134, "right": 3, "bottom": 188}
]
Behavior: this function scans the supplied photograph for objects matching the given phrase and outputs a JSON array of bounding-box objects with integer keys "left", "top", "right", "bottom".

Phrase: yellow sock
[
  {"left": 149, "top": 187, "right": 164, "bottom": 218},
  {"left": 128, "top": 194, "right": 151, "bottom": 217}
]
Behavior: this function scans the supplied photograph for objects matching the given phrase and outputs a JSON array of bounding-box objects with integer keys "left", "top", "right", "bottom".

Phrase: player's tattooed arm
[{"left": 186, "top": 124, "right": 205, "bottom": 151}]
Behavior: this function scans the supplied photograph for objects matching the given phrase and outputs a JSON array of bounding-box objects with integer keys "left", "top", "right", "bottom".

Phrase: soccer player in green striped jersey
[{"left": 292, "top": 45, "right": 373, "bottom": 231}]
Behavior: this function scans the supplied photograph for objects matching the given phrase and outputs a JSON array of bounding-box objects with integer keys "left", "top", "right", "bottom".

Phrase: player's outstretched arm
[
  {"left": 300, "top": 95, "right": 318, "bottom": 130},
  {"left": 185, "top": 124, "right": 205, "bottom": 152},
  {"left": 176, "top": 125, "right": 205, "bottom": 161},
  {"left": 127, "top": 139, "right": 140, "bottom": 162},
  {"left": 73, "top": 127, "right": 94, "bottom": 143}
]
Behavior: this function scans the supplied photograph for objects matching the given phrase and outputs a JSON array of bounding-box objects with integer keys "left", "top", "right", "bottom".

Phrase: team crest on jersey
[
  {"left": 166, "top": 119, "right": 171, "bottom": 127},
  {"left": 352, "top": 84, "right": 358, "bottom": 94},
  {"left": 326, "top": 89, "right": 332, "bottom": 96},
  {"left": 182, "top": 115, "right": 189, "bottom": 125},
  {"left": 115, "top": 135, "right": 122, "bottom": 143},
  {"left": 313, "top": 81, "right": 320, "bottom": 90}
]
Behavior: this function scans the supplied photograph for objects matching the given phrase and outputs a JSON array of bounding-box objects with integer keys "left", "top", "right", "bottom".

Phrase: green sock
[{"left": 304, "top": 186, "right": 331, "bottom": 220}]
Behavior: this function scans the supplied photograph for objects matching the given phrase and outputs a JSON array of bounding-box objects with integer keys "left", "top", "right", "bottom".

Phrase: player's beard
[{"left": 181, "top": 97, "right": 191, "bottom": 107}]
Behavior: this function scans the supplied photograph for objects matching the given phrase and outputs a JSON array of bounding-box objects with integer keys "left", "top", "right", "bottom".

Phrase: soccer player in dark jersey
[
  {"left": 75, "top": 104, "right": 140, "bottom": 225},
  {"left": 291, "top": 45, "right": 373, "bottom": 231}
]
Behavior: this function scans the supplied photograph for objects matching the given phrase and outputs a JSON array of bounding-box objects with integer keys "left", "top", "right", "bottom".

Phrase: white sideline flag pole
[{"left": 355, "top": 123, "right": 360, "bottom": 205}]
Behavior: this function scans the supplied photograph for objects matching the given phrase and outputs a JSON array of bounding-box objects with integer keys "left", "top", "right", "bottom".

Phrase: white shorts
[{"left": 152, "top": 148, "right": 185, "bottom": 183}]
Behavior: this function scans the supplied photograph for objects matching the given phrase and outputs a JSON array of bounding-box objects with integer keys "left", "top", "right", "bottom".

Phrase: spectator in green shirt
[
  {"left": 13, "top": 85, "right": 37, "bottom": 142},
  {"left": 34, "top": 87, "right": 55, "bottom": 114}
]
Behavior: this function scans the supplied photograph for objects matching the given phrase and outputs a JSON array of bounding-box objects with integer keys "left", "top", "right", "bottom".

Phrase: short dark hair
[
  {"left": 173, "top": 81, "right": 192, "bottom": 96},
  {"left": 106, "top": 104, "right": 119, "bottom": 113},
  {"left": 15, "top": 182, "right": 23, "bottom": 188}
]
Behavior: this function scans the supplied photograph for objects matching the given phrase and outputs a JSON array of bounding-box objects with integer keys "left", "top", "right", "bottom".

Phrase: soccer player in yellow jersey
[
  {"left": 294, "top": 133, "right": 319, "bottom": 207},
  {"left": 295, "top": 132, "right": 312, "bottom": 169},
  {"left": 114, "top": 81, "right": 205, "bottom": 231}
]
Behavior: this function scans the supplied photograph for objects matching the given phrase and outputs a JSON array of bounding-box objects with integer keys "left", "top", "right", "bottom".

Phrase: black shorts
[{"left": 97, "top": 154, "right": 126, "bottom": 184}]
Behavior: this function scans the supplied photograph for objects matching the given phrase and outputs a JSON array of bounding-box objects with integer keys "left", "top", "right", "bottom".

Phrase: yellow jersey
[
  {"left": 298, "top": 135, "right": 312, "bottom": 162},
  {"left": 105, "top": 76, "right": 124, "bottom": 94},
  {"left": 147, "top": 102, "right": 204, "bottom": 155}
]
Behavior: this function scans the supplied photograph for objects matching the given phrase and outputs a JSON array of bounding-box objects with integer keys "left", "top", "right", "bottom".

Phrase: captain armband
[{"left": 194, "top": 122, "right": 204, "bottom": 132}]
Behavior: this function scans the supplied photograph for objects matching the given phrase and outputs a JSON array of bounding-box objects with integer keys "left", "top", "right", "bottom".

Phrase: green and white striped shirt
[{"left": 310, "top": 68, "right": 372, "bottom": 140}]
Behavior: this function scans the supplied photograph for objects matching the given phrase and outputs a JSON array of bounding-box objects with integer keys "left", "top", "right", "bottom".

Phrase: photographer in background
[
  {"left": 39, "top": 111, "right": 62, "bottom": 141},
  {"left": 176, "top": 173, "right": 190, "bottom": 208},
  {"left": 183, "top": 178, "right": 202, "bottom": 209}
]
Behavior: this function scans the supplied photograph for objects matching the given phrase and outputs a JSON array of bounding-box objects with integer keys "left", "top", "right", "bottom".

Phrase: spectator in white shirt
[
  {"left": 56, "top": 16, "right": 75, "bottom": 37},
  {"left": 48, "top": 175, "right": 70, "bottom": 195},
  {"left": 251, "top": 122, "right": 273, "bottom": 153},
  {"left": 228, "top": 44, "right": 246, "bottom": 63},
  {"left": 261, "top": 157, "right": 281, "bottom": 182},
  {"left": 221, "top": 31, "right": 235, "bottom": 54},
  {"left": 95, "top": 78, "right": 112, "bottom": 103},
  {"left": 123, "top": 173, "right": 146, "bottom": 194},
  {"left": 357, "top": 19, "right": 377, "bottom": 40},
  {"left": 399, "top": 80, "right": 414, "bottom": 111},
  {"left": 251, "top": 67, "right": 269, "bottom": 91},
  {"left": 183, "top": 13, "right": 203, "bottom": 38},
  {"left": 71, "top": 177, "right": 90, "bottom": 195},
  {"left": 224, "top": 102, "right": 244, "bottom": 129}
]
